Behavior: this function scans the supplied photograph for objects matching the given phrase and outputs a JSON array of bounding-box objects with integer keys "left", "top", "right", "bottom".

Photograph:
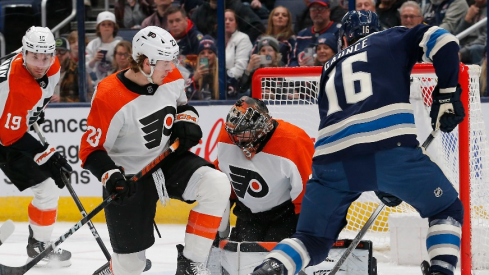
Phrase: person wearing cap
[
  {"left": 185, "top": 35, "right": 219, "bottom": 100},
  {"left": 239, "top": 36, "right": 284, "bottom": 98},
  {"left": 314, "top": 32, "right": 337, "bottom": 66},
  {"left": 252, "top": 6, "right": 296, "bottom": 66},
  {"left": 54, "top": 37, "right": 94, "bottom": 102},
  {"left": 114, "top": 0, "right": 154, "bottom": 29},
  {"left": 86, "top": 11, "right": 122, "bottom": 86},
  {"left": 291, "top": 0, "right": 341, "bottom": 67}
]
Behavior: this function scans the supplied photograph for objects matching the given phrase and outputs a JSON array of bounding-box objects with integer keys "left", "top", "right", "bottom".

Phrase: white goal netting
[{"left": 251, "top": 64, "right": 489, "bottom": 273}]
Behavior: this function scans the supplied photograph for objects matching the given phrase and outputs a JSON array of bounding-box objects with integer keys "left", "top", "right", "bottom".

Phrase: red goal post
[{"left": 251, "top": 64, "right": 489, "bottom": 274}]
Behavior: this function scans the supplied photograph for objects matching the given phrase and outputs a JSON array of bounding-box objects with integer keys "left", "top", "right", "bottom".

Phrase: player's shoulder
[
  {"left": 92, "top": 73, "right": 138, "bottom": 110},
  {"left": 162, "top": 66, "right": 184, "bottom": 85},
  {"left": 264, "top": 120, "right": 314, "bottom": 155},
  {"left": 273, "top": 120, "right": 312, "bottom": 144}
]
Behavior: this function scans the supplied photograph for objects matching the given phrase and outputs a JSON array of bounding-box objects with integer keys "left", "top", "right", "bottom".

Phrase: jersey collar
[{"left": 117, "top": 69, "right": 160, "bottom": 95}]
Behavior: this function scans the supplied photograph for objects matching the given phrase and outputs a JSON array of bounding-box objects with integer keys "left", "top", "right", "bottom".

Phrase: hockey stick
[
  {"left": 32, "top": 122, "right": 112, "bottom": 261},
  {"left": 328, "top": 131, "right": 438, "bottom": 275},
  {"left": 0, "top": 220, "right": 15, "bottom": 246},
  {"left": 0, "top": 47, "right": 21, "bottom": 62},
  {"left": 0, "top": 130, "right": 179, "bottom": 274}
]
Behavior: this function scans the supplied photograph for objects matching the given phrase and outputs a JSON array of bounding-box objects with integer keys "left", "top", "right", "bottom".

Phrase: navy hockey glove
[
  {"left": 430, "top": 84, "right": 465, "bottom": 133},
  {"left": 171, "top": 105, "right": 202, "bottom": 155},
  {"left": 375, "top": 191, "right": 402, "bottom": 207},
  {"left": 34, "top": 147, "right": 73, "bottom": 189},
  {"left": 102, "top": 169, "right": 136, "bottom": 203}
]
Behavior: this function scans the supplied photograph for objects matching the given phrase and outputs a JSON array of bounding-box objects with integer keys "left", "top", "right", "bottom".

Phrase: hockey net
[{"left": 251, "top": 64, "right": 489, "bottom": 274}]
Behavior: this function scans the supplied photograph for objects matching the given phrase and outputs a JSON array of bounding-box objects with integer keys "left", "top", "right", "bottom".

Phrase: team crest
[
  {"left": 434, "top": 187, "right": 443, "bottom": 197},
  {"left": 147, "top": 31, "right": 156, "bottom": 38}
]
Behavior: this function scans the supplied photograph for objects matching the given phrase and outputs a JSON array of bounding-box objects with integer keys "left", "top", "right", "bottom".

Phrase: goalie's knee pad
[
  {"left": 220, "top": 240, "right": 279, "bottom": 275},
  {"left": 111, "top": 251, "right": 146, "bottom": 275},
  {"left": 427, "top": 199, "right": 463, "bottom": 275}
]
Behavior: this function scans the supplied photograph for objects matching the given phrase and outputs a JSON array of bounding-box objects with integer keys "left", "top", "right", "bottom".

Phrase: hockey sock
[{"left": 266, "top": 238, "right": 311, "bottom": 275}]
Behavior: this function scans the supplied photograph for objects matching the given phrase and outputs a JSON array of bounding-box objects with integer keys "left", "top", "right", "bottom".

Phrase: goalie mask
[
  {"left": 225, "top": 96, "right": 274, "bottom": 159},
  {"left": 338, "top": 10, "right": 380, "bottom": 50}
]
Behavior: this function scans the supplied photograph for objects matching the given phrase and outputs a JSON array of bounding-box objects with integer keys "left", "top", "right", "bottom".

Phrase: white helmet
[
  {"left": 132, "top": 26, "right": 179, "bottom": 65},
  {"left": 22, "top": 26, "right": 55, "bottom": 56}
]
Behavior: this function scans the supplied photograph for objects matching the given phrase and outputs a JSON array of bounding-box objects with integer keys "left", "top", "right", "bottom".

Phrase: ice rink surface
[{"left": 0, "top": 222, "right": 462, "bottom": 275}]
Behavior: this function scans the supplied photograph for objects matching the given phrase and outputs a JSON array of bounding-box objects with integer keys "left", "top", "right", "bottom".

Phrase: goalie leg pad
[
  {"left": 111, "top": 251, "right": 146, "bottom": 275},
  {"left": 28, "top": 178, "right": 60, "bottom": 242},
  {"left": 426, "top": 199, "right": 463, "bottom": 275}
]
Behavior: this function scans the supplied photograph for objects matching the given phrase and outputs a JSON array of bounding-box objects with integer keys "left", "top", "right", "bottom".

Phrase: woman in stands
[
  {"left": 111, "top": 40, "right": 132, "bottom": 73},
  {"left": 185, "top": 35, "right": 219, "bottom": 100},
  {"left": 252, "top": 6, "right": 296, "bottom": 66},
  {"left": 225, "top": 9, "right": 253, "bottom": 99},
  {"left": 86, "top": 11, "right": 122, "bottom": 86}
]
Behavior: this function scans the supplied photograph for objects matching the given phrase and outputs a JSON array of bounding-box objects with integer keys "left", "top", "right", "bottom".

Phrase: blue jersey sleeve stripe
[
  {"left": 274, "top": 243, "right": 303, "bottom": 273},
  {"left": 424, "top": 29, "right": 449, "bottom": 60},
  {"left": 315, "top": 113, "right": 415, "bottom": 147},
  {"left": 426, "top": 234, "right": 461, "bottom": 248}
]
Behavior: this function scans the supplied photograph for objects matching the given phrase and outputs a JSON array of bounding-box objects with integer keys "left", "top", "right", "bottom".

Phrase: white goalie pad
[
  {"left": 217, "top": 240, "right": 278, "bottom": 275},
  {"left": 303, "top": 239, "right": 376, "bottom": 275}
]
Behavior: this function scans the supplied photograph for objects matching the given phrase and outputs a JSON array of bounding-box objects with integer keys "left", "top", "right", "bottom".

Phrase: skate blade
[{"left": 27, "top": 256, "right": 72, "bottom": 268}]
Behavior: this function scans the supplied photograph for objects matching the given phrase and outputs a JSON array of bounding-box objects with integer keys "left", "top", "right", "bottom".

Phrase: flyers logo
[
  {"left": 229, "top": 165, "right": 268, "bottom": 199},
  {"left": 139, "top": 106, "right": 176, "bottom": 149}
]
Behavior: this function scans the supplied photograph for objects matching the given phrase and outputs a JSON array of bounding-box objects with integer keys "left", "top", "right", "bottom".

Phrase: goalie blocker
[{"left": 212, "top": 239, "right": 376, "bottom": 275}]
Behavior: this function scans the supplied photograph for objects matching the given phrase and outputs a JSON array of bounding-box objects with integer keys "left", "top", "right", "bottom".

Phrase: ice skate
[
  {"left": 251, "top": 258, "right": 287, "bottom": 275},
  {"left": 176, "top": 244, "right": 211, "bottom": 275},
  {"left": 26, "top": 226, "right": 71, "bottom": 267}
]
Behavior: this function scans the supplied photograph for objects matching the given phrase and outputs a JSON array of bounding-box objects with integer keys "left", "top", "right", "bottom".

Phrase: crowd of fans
[{"left": 54, "top": 0, "right": 488, "bottom": 102}]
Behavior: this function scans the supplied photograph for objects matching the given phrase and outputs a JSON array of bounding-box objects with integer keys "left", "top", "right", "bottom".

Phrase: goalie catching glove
[
  {"left": 102, "top": 168, "right": 137, "bottom": 203},
  {"left": 375, "top": 191, "right": 402, "bottom": 207},
  {"left": 430, "top": 84, "right": 465, "bottom": 133},
  {"left": 34, "top": 147, "right": 72, "bottom": 189},
  {"left": 171, "top": 105, "right": 202, "bottom": 155}
]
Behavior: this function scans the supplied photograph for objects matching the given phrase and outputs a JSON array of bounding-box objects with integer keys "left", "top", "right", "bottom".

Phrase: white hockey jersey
[{"left": 214, "top": 120, "right": 314, "bottom": 214}]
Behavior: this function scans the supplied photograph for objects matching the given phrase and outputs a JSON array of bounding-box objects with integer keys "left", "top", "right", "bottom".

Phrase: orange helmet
[{"left": 225, "top": 96, "right": 273, "bottom": 159}]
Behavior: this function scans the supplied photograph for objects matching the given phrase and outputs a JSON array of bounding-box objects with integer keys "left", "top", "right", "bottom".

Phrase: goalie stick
[
  {"left": 0, "top": 220, "right": 15, "bottom": 246},
  {"left": 328, "top": 131, "right": 438, "bottom": 275},
  {"left": 0, "top": 139, "right": 179, "bottom": 275}
]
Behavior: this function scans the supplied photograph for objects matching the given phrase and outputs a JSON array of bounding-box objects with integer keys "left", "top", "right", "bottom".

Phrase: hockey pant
[{"left": 28, "top": 178, "right": 60, "bottom": 242}]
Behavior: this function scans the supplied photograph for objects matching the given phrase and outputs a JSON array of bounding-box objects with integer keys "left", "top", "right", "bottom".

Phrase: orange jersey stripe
[
  {"left": 186, "top": 210, "right": 222, "bottom": 240},
  {"left": 28, "top": 202, "right": 57, "bottom": 226}
]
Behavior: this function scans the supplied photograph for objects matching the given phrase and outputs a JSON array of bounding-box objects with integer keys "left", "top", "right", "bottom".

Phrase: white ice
[{"left": 0, "top": 222, "right": 463, "bottom": 275}]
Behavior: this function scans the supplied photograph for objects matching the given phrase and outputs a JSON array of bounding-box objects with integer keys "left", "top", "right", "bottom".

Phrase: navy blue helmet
[{"left": 338, "top": 10, "right": 381, "bottom": 50}]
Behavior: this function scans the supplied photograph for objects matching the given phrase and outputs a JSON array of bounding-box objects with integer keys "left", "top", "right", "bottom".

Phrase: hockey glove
[
  {"left": 102, "top": 169, "right": 137, "bottom": 203},
  {"left": 29, "top": 110, "right": 45, "bottom": 131},
  {"left": 375, "top": 191, "right": 402, "bottom": 207},
  {"left": 34, "top": 147, "right": 72, "bottom": 189},
  {"left": 430, "top": 84, "right": 465, "bottom": 133},
  {"left": 171, "top": 105, "right": 202, "bottom": 155}
]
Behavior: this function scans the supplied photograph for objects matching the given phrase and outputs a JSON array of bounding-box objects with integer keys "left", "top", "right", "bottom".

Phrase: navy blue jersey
[{"left": 314, "top": 24, "right": 460, "bottom": 163}]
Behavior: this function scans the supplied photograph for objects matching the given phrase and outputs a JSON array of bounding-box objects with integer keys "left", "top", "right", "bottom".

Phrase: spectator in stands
[
  {"left": 356, "top": 0, "right": 376, "bottom": 12},
  {"left": 239, "top": 36, "right": 284, "bottom": 98},
  {"left": 241, "top": 0, "right": 275, "bottom": 19},
  {"left": 55, "top": 37, "right": 94, "bottom": 102},
  {"left": 190, "top": 0, "right": 265, "bottom": 42},
  {"left": 114, "top": 0, "right": 154, "bottom": 29},
  {"left": 400, "top": 1, "right": 424, "bottom": 28},
  {"left": 423, "top": 0, "right": 468, "bottom": 34},
  {"left": 112, "top": 40, "right": 132, "bottom": 73},
  {"left": 375, "top": 0, "right": 402, "bottom": 29},
  {"left": 141, "top": 0, "right": 173, "bottom": 29},
  {"left": 66, "top": 30, "right": 88, "bottom": 63},
  {"left": 185, "top": 35, "right": 219, "bottom": 100},
  {"left": 167, "top": 6, "right": 203, "bottom": 57},
  {"left": 455, "top": 0, "right": 487, "bottom": 65},
  {"left": 314, "top": 32, "right": 337, "bottom": 66},
  {"left": 291, "top": 0, "right": 340, "bottom": 67},
  {"left": 253, "top": 6, "right": 296, "bottom": 66},
  {"left": 181, "top": 0, "right": 204, "bottom": 17},
  {"left": 225, "top": 9, "right": 253, "bottom": 98},
  {"left": 296, "top": 0, "right": 345, "bottom": 33},
  {"left": 86, "top": 11, "right": 122, "bottom": 86}
]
